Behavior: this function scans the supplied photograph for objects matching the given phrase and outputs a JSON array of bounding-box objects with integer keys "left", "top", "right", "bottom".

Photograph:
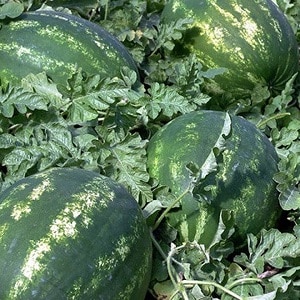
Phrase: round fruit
[
  {"left": 0, "top": 167, "right": 152, "bottom": 299},
  {"left": 161, "top": 0, "right": 299, "bottom": 98},
  {"left": 147, "top": 110, "right": 281, "bottom": 246},
  {"left": 0, "top": 10, "right": 138, "bottom": 87}
]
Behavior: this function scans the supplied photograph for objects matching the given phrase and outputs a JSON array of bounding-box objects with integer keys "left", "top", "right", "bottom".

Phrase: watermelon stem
[
  {"left": 149, "top": 229, "right": 168, "bottom": 261},
  {"left": 166, "top": 243, "right": 262, "bottom": 299},
  {"left": 173, "top": 280, "right": 245, "bottom": 300},
  {"left": 225, "top": 277, "right": 262, "bottom": 291},
  {"left": 256, "top": 112, "right": 291, "bottom": 129},
  {"left": 103, "top": 1, "right": 109, "bottom": 21},
  {"left": 167, "top": 244, "right": 190, "bottom": 300},
  {"left": 152, "top": 186, "right": 190, "bottom": 231},
  {"left": 150, "top": 230, "right": 184, "bottom": 269}
]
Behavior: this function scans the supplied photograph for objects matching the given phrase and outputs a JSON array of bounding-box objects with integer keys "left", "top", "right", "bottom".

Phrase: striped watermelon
[
  {"left": 147, "top": 110, "right": 281, "bottom": 247},
  {"left": 0, "top": 168, "right": 152, "bottom": 299},
  {"left": 161, "top": 0, "right": 299, "bottom": 99},
  {"left": 0, "top": 10, "right": 138, "bottom": 87}
]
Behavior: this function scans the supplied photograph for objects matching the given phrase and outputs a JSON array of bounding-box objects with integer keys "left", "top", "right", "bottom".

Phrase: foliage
[{"left": 0, "top": 0, "right": 299, "bottom": 299}]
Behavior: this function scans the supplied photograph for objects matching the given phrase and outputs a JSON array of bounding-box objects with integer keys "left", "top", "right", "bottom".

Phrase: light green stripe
[{"left": 9, "top": 177, "right": 103, "bottom": 298}]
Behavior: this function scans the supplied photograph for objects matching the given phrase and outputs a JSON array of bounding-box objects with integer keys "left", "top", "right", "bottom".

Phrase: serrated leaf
[
  {"left": 3, "top": 147, "right": 33, "bottom": 166},
  {"left": 268, "top": 266, "right": 300, "bottom": 295},
  {"left": 102, "top": 131, "right": 152, "bottom": 205},
  {"left": 68, "top": 101, "right": 99, "bottom": 123},
  {"left": 209, "top": 210, "right": 235, "bottom": 251},
  {"left": 67, "top": 75, "right": 141, "bottom": 123},
  {"left": 146, "top": 82, "right": 196, "bottom": 119},
  {"left": 245, "top": 290, "right": 277, "bottom": 300},
  {"left": 21, "top": 72, "right": 66, "bottom": 109},
  {"left": 154, "top": 18, "right": 193, "bottom": 53},
  {"left": 186, "top": 112, "right": 232, "bottom": 191},
  {"left": 0, "top": 85, "right": 49, "bottom": 117},
  {"left": 73, "top": 133, "right": 97, "bottom": 151},
  {"left": 0, "top": 133, "right": 17, "bottom": 149},
  {"left": 235, "top": 229, "right": 300, "bottom": 274},
  {"left": 224, "top": 281, "right": 264, "bottom": 300},
  {"left": 41, "top": 123, "right": 76, "bottom": 156}
]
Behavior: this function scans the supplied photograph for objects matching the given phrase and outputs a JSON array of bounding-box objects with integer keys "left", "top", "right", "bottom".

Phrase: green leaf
[
  {"left": 0, "top": 133, "right": 17, "bottom": 149},
  {"left": 21, "top": 72, "right": 66, "bottom": 109},
  {"left": 66, "top": 71, "right": 141, "bottom": 123},
  {"left": 0, "top": 1, "right": 24, "bottom": 19},
  {"left": 235, "top": 229, "right": 300, "bottom": 273},
  {"left": 208, "top": 210, "right": 235, "bottom": 253},
  {"left": 142, "top": 200, "right": 164, "bottom": 219},
  {"left": 279, "top": 184, "right": 300, "bottom": 210},
  {"left": 68, "top": 98, "right": 101, "bottom": 122},
  {"left": 185, "top": 112, "right": 232, "bottom": 198},
  {"left": 150, "top": 17, "right": 193, "bottom": 55},
  {"left": 146, "top": 82, "right": 197, "bottom": 119},
  {"left": 100, "top": 130, "right": 152, "bottom": 205},
  {"left": 267, "top": 266, "right": 300, "bottom": 298},
  {"left": 274, "top": 151, "right": 300, "bottom": 210},
  {"left": 0, "top": 86, "right": 48, "bottom": 117}
]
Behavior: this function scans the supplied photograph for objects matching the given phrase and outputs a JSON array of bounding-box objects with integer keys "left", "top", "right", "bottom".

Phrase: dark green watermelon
[
  {"left": 0, "top": 167, "right": 152, "bottom": 299},
  {"left": 147, "top": 110, "right": 281, "bottom": 246},
  {"left": 161, "top": 0, "right": 299, "bottom": 99}
]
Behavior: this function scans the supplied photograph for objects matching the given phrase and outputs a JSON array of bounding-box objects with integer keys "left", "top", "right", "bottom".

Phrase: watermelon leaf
[
  {"left": 0, "top": 2, "right": 24, "bottom": 20},
  {"left": 65, "top": 71, "right": 142, "bottom": 123},
  {"left": 278, "top": 184, "right": 300, "bottom": 210},
  {"left": 21, "top": 72, "right": 67, "bottom": 109},
  {"left": 0, "top": 86, "right": 48, "bottom": 117},
  {"left": 234, "top": 229, "right": 300, "bottom": 273},
  {"left": 146, "top": 82, "right": 197, "bottom": 119},
  {"left": 151, "top": 18, "right": 193, "bottom": 54},
  {"left": 99, "top": 130, "right": 152, "bottom": 205}
]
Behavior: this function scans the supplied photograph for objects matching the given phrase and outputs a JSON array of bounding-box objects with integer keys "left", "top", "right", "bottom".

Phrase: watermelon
[
  {"left": 0, "top": 10, "right": 138, "bottom": 87},
  {"left": 161, "top": 0, "right": 299, "bottom": 99},
  {"left": 147, "top": 110, "right": 281, "bottom": 247},
  {"left": 0, "top": 167, "right": 152, "bottom": 299},
  {"left": 45, "top": 0, "right": 99, "bottom": 9}
]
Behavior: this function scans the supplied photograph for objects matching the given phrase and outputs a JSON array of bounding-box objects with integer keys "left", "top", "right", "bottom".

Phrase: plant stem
[
  {"left": 167, "top": 245, "right": 190, "bottom": 300},
  {"left": 152, "top": 186, "right": 190, "bottom": 231},
  {"left": 256, "top": 112, "right": 290, "bottom": 128},
  {"left": 149, "top": 229, "right": 168, "bottom": 261},
  {"left": 226, "top": 277, "right": 262, "bottom": 290},
  {"left": 181, "top": 279, "right": 245, "bottom": 300},
  {"left": 165, "top": 243, "right": 260, "bottom": 300},
  {"left": 103, "top": 0, "right": 109, "bottom": 21}
]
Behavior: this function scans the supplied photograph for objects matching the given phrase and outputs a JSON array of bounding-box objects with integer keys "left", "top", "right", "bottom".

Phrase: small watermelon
[
  {"left": 0, "top": 167, "right": 152, "bottom": 299},
  {"left": 147, "top": 110, "right": 281, "bottom": 247}
]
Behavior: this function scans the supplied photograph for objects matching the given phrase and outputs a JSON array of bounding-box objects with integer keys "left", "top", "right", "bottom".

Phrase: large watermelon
[
  {"left": 161, "top": 0, "right": 299, "bottom": 99},
  {"left": 147, "top": 110, "right": 281, "bottom": 247},
  {"left": 0, "top": 167, "right": 152, "bottom": 299},
  {"left": 0, "top": 10, "right": 138, "bottom": 87}
]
